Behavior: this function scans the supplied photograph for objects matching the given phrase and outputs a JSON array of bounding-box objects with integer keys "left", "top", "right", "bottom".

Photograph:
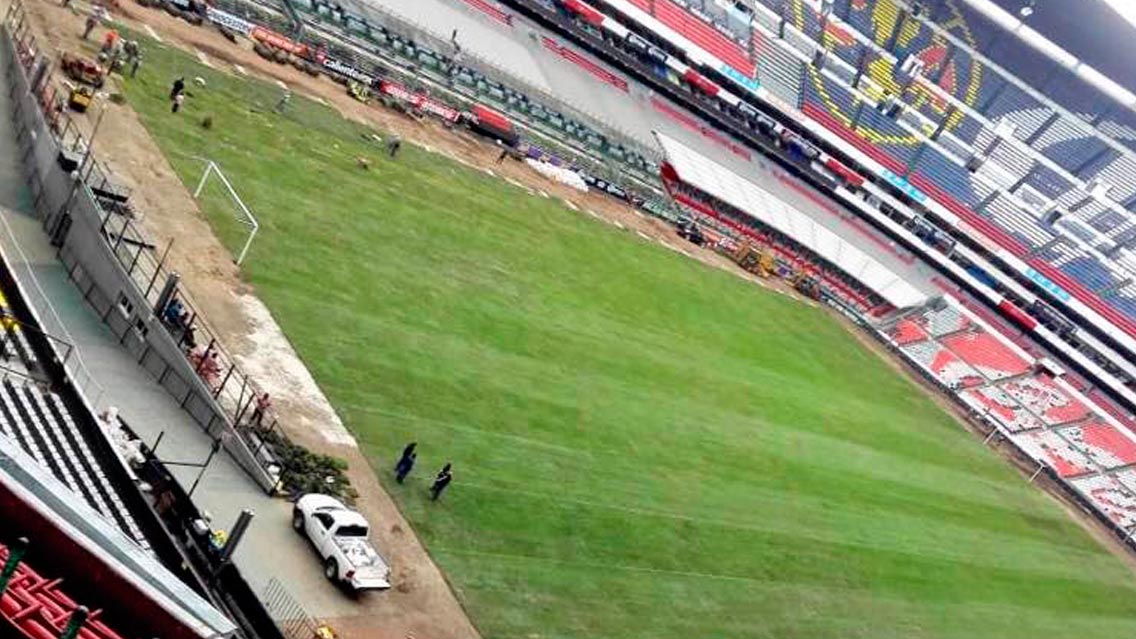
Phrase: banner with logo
[
  {"left": 320, "top": 57, "right": 377, "bottom": 87},
  {"left": 205, "top": 7, "right": 253, "bottom": 36},
  {"left": 378, "top": 81, "right": 460, "bottom": 123}
]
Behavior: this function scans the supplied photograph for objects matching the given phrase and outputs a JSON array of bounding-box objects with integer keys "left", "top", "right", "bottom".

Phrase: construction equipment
[
  {"left": 731, "top": 242, "right": 776, "bottom": 277},
  {"left": 675, "top": 217, "right": 705, "bottom": 246},
  {"left": 68, "top": 85, "right": 95, "bottom": 113},
  {"left": 61, "top": 53, "right": 106, "bottom": 88},
  {"left": 347, "top": 80, "right": 370, "bottom": 104},
  {"left": 794, "top": 273, "right": 822, "bottom": 300}
]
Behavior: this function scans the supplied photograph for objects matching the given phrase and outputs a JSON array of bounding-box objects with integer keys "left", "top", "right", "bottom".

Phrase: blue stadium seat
[
  {"left": 1061, "top": 257, "right": 1120, "bottom": 292},
  {"left": 981, "top": 85, "right": 1050, "bottom": 141},
  {"left": 1048, "top": 72, "right": 1115, "bottom": 123},
  {"left": 1112, "top": 296, "right": 1136, "bottom": 320},
  {"left": 1022, "top": 163, "right": 1075, "bottom": 201},
  {"left": 913, "top": 146, "right": 980, "bottom": 206},
  {"left": 1033, "top": 118, "right": 1113, "bottom": 174}
]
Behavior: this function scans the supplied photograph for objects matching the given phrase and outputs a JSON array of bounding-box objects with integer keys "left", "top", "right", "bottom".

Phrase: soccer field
[{"left": 122, "top": 40, "right": 1136, "bottom": 638}]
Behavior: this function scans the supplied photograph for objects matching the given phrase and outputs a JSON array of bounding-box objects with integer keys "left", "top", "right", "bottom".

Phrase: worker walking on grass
[
  {"left": 394, "top": 442, "right": 417, "bottom": 482},
  {"left": 170, "top": 76, "right": 185, "bottom": 101},
  {"left": 430, "top": 463, "right": 453, "bottom": 501},
  {"left": 274, "top": 88, "right": 291, "bottom": 113},
  {"left": 170, "top": 76, "right": 186, "bottom": 113},
  {"left": 395, "top": 450, "right": 416, "bottom": 484},
  {"left": 387, "top": 134, "right": 402, "bottom": 158}
]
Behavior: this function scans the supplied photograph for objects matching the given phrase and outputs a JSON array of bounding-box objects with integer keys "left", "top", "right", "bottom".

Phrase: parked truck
[{"left": 292, "top": 494, "right": 391, "bottom": 592}]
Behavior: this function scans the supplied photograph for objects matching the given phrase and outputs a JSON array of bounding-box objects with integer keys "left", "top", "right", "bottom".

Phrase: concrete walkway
[{"left": 0, "top": 36, "right": 364, "bottom": 620}]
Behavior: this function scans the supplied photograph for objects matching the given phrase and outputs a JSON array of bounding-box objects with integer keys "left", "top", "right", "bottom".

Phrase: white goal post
[{"left": 192, "top": 160, "right": 259, "bottom": 266}]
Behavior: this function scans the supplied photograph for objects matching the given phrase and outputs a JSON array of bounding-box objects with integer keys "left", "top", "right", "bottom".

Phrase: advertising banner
[
  {"left": 205, "top": 7, "right": 253, "bottom": 35},
  {"left": 320, "top": 57, "right": 377, "bottom": 87},
  {"left": 378, "top": 81, "right": 460, "bottom": 122},
  {"left": 250, "top": 26, "right": 308, "bottom": 56}
]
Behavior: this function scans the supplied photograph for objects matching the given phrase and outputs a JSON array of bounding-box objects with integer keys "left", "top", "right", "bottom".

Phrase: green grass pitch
[{"left": 120, "top": 38, "right": 1136, "bottom": 638}]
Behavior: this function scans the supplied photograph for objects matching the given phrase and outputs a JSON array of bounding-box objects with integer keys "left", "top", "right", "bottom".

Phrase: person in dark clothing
[
  {"left": 182, "top": 322, "right": 197, "bottom": 352},
  {"left": 170, "top": 77, "right": 185, "bottom": 101},
  {"left": 387, "top": 135, "right": 402, "bottom": 158},
  {"left": 395, "top": 451, "right": 416, "bottom": 483},
  {"left": 430, "top": 463, "right": 453, "bottom": 501},
  {"left": 394, "top": 442, "right": 416, "bottom": 473}
]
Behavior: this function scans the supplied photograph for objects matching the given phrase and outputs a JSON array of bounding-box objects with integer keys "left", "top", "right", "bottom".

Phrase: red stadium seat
[
  {"left": 651, "top": 0, "right": 754, "bottom": 76},
  {"left": 940, "top": 330, "right": 1031, "bottom": 381}
]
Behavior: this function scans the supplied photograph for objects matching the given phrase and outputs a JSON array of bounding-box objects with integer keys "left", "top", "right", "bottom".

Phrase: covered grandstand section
[{"left": 654, "top": 131, "right": 927, "bottom": 311}]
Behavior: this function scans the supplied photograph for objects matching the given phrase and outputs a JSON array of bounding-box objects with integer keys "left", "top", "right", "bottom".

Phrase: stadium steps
[
  {"left": 0, "top": 379, "right": 148, "bottom": 549},
  {"left": 754, "top": 33, "right": 805, "bottom": 109}
]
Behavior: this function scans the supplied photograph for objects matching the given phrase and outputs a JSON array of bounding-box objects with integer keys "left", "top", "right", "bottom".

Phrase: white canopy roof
[{"left": 654, "top": 132, "right": 928, "bottom": 309}]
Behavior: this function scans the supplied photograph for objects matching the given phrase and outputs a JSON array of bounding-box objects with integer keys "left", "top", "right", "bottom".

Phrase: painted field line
[
  {"left": 537, "top": 189, "right": 549, "bottom": 198},
  {"left": 233, "top": 64, "right": 248, "bottom": 76},
  {"left": 563, "top": 200, "right": 579, "bottom": 211},
  {"left": 587, "top": 210, "right": 601, "bottom": 219},
  {"left": 195, "top": 49, "right": 212, "bottom": 68},
  {"left": 636, "top": 231, "right": 650, "bottom": 241},
  {"left": 144, "top": 24, "right": 162, "bottom": 42},
  {"left": 613, "top": 221, "right": 625, "bottom": 230},
  {"left": 504, "top": 177, "right": 525, "bottom": 189}
]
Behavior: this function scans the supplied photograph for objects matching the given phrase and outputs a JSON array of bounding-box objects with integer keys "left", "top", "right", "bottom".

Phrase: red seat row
[
  {"left": 458, "top": 0, "right": 513, "bottom": 26},
  {"left": 651, "top": 0, "right": 755, "bottom": 77},
  {"left": 542, "top": 37, "right": 629, "bottom": 92},
  {"left": 0, "top": 545, "right": 127, "bottom": 639}
]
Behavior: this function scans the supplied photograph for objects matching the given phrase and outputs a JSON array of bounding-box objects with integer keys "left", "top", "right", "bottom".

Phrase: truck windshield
[{"left": 336, "top": 525, "right": 369, "bottom": 537}]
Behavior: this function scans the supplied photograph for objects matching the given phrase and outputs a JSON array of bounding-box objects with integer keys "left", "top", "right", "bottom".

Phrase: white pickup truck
[{"left": 292, "top": 494, "right": 391, "bottom": 592}]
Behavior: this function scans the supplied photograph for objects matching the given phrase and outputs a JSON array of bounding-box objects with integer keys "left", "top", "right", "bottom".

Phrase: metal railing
[{"left": 3, "top": 5, "right": 286, "bottom": 491}]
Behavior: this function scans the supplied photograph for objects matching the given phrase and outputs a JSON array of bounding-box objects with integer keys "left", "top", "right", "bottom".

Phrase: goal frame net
[{"left": 192, "top": 160, "right": 259, "bottom": 266}]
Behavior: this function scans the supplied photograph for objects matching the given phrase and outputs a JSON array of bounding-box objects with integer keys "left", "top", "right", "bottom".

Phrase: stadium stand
[
  {"left": 542, "top": 36, "right": 629, "bottom": 91},
  {"left": 939, "top": 329, "right": 1032, "bottom": 381},
  {"left": 885, "top": 316, "right": 930, "bottom": 345},
  {"left": 1071, "top": 473, "right": 1136, "bottom": 529},
  {"left": 656, "top": 131, "right": 927, "bottom": 310},
  {"left": 1007, "top": 429, "right": 1093, "bottom": 478},
  {"left": 1060, "top": 421, "right": 1136, "bottom": 470},
  {"left": 459, "top": 0, "right": 516, "bottom": 25},
  {"left": 999, "top": 375, "right": 1091, "bottom": 426},
  {"left": 0, "top": 542, "right": 131, "bottom": 639},
  {"left": 0, "top": 380, "right": 147, "bottom": 551},
  {"left": 898, "top": 339, "right": 983, "bottom": 389},
  {"left": 649, "top": 0, "right": 755, "bottom": 75},
  {"left": 920, "top": 303, "right": 971, "bottom": 337},
  {"left": 962, "top": 385, "right": 1047, "bottom": 433}
]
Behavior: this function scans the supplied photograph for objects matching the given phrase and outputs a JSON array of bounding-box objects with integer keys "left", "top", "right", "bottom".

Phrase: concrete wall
[{"left": 1, "top": 26, "right": 276, "bottom": 492}]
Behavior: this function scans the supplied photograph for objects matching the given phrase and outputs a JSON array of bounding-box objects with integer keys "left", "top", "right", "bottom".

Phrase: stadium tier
[
  {"left": 1060, "top": 421, "right": 1136, "bottom": 471},
  {"left": 1000, "top": 375, "right": 1091, "bottom": 426},
  {"left": 0, "top": 543, "right": 129, "bottom": 639},
  {"left": 939, "top": 329, "right": 1031, "bottom": 381},
  {"left": 655, "top": 130, "right": 927, "bottom": 310},
  {"left": 1071, "top": 474, "right": 1136, "bottom": 529},
  {"left": 576, "top": 0, "right": 1136, "bottom": 341},
  {"left": 898, "top": 339, "right": 984, "bottom": 389},
  {"left": 1007, "top": 429, "right": 1093, "bottom": 478}
]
